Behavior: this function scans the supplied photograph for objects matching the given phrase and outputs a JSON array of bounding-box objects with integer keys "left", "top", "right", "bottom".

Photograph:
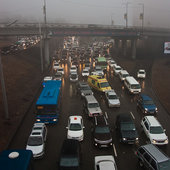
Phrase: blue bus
[
  {"left": 0, "top": 149, "right": 34, "bottom": 170},
  {"left": 36, "top": 80, "right": 62, "bottom": 124}
]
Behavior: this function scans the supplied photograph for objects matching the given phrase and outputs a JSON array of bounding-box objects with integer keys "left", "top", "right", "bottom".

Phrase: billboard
[{"left": 164, "top": 42, "right": 170, "bottom": 54}]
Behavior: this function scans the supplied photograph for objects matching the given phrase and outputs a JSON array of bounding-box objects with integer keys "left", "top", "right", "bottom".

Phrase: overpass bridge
[{"left": 1, "top": 23, "right": 170, "bottom": 66}]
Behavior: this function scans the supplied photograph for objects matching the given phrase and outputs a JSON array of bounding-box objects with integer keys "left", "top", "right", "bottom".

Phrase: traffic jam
[{"left": 1, "top": 36, "right": 170, "bottom": 170}]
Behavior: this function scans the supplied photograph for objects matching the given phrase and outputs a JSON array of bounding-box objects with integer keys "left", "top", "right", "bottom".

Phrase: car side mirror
[
  {"left": 66, "top": 127, "right": 68, "bottom": 129},
  {"left": 164, "top": 129, "right": 166, "bottom": 132},
  {"left": 83, "top": 126, "right": 85, "bottom": 129}
]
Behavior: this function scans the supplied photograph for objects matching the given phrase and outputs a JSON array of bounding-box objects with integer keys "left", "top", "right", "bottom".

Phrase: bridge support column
[
  {"left": 44, "top": 38, "right": 50, "bottom": 68},
  {"left": 131, "top": 39, "right": 137, "bottom": 59},
  {"left": 114, "top": 39, "right": 119, "bottom": 57},
  {"left": 122, "top": 40, "right": 127, "bottom": 57}
]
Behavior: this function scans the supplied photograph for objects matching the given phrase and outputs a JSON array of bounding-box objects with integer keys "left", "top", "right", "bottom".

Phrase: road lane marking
[
  {"left": 130, "top": 111, "right": 135, "bottom": 120},
  {"left": 105, "top": 112, "right": 108, "bottom": 119},
  {"left": 113, "top": 144, "right": 117, "bottom": 157}
]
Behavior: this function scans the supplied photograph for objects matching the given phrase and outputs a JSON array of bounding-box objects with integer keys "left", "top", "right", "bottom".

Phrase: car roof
[
  {"left": 117, "top": 113, "right": 133, "bottom": 123},
  {"left": 107, "top": 90, "right": 116, "bottom": 95},
  {"left": 94, "top": 115, "right": 108, "bottom": 126},
  {"left": 139, "top": 69, "right": 145, "bottom": 72},
  {"left": 69, "top": 116, "right": 82, "bottom": 124},
  {"left": 141, "top": 144, "right": 170, "bottom": 163},
  {"left": 61, "top": 139, "right": 79, "bottom": 155},
  {"left": 120, "top": 70, "right": 129, "bottom": 74},
  {"left": 144, "top": 116, "right": 161, "bottom": 126},
  {"left": 85, "top": 95, "right": 98, "bottom": 104},
  {"left": 140, "top": 94, "right": 152, "bottom": 101}
]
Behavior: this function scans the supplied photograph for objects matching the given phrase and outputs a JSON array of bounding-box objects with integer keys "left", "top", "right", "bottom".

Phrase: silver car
[{"left": 105, "top": 90, "right": 120, "bottom": 107}]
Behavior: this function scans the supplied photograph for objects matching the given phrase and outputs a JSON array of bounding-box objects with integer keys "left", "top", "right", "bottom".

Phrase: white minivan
[{"left": 124, "top": 76, "right": 141, "bottom": 94}]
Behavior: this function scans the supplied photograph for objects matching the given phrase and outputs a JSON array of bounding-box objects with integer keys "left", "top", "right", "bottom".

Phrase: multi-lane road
[{"left": 8, "top": 58, "right": 170, "bottom": 170}]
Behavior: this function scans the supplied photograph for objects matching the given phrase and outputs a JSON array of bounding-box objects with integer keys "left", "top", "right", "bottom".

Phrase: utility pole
[
  {"left": 0, "top": 51, "right": 9, "bottom": 119},
  {"left": 39, "top": 23, "right": 44, "bottom": 73}
]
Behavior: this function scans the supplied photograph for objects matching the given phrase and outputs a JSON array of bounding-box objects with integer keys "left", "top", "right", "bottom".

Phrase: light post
[
  {"left": 111, "top": 13, "right": 114, "bottom": 26},
  {"left": 43, "top": 0, "right": 47, "bottom": 38},
  {"left": 138, "top": 3, "right": 144, "bottom": 33},
  {"left": 39, "top": 22, "right": 44, "bottom": 73},
  {"left": 123, "top": 2, "right": 130, "bottom": 28}
]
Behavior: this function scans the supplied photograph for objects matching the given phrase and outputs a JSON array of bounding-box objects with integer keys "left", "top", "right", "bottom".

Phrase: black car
[
  {"left": 116, "top": 113, "right": 139, "bottom": 144},
  {"left": 92, "top": 115, "right": 112, "bottom": 148},
  {"left": 59, "top": 139, "right": 81, "bottom": 170},
  {"left": 77, "top": 81, "right": 93, "bottom": 97}
]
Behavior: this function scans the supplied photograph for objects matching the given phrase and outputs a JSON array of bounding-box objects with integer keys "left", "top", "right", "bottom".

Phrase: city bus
[
  {"left": 36, "top": 80, "right": 62, "bottom": 124},
  {"left": 0, "top": 149, "right": 34, "bottom": 170},
  {"left": 96, "top": 57, "right": 107, "bottom": 70}
]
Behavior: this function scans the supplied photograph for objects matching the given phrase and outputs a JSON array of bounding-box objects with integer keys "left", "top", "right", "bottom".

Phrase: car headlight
[
  {"left": 136, "top": 138, "right": 139, "bottom": 141},
  {"left": 37, "top": 119, "right": 40, "bottom": 122},
  {"left": 152, "top": 139, "right": 156, "bottom": 144},
  {"left": 145, "top": 108, "right": 148, "bottom": 111},
  {"left": 81, "top": 93, "right": 85, "bottom": 96},
  {"left": 123, "top": 138, "right": 127, "bottom": 141},
  {"left": 155, "top": 108, "right": 158, "bottom": 111},
  {"left": 53, "top": 118, "right": 57, "bottom": 121}
]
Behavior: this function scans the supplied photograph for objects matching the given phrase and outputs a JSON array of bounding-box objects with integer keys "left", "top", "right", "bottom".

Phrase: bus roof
[
  {"left": 97, "top": 57, "right": 106, "bottom": 62},
  {"left": 36, "top": 80, "right": 62, "bottom": 105},
  {"left": 0, "top": 149, "right": 33, "bottom": 170}
]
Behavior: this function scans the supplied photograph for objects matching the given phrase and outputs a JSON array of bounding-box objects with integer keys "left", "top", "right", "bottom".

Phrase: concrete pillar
[
  {"left": 122, "top": 39, "right": 127, "bottom": 57},
  {"left": 131, "top": 39, "right": 137, "bottom": 59},
  {"left": 44, "top": 38, "right": 50, "bottom": 68},
  {"left": 114, "top": 39, "right": 119, "bottom": 57}
]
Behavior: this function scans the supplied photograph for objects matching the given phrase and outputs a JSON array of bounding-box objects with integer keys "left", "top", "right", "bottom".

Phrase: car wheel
[{"left": 139, "top": 160, "right": 144, "bottom": 167}]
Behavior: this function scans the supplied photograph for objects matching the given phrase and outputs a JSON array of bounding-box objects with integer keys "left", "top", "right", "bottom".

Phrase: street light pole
[
  {"left": 39, "top": 23, "right": 43, "bottom": 73},
  {"left": 139, "top": 3, "right": 144, "bottom": 33},
  {"left": 43, "top": 0, "right": 47, "bottom": 38},
  {"left": 0, "top": 51, "right": 9, "bottom": 119}
]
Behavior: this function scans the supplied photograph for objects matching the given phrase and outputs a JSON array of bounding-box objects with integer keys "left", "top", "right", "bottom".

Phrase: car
[
  {"left": 84, "top": 62, "right": 91, "bottom": 70},
  {"left": 77, "top": 82, "right": 93, "bottom": 97},
  {"left": 53, "top": 72, "right": 62, "bottom": 81},
  {"left": 57, "top": 67, "right": 64, "bottom": 75},
  {"left": 26, "top": 123, "right": 47, "bottom": 158},
  {"left": 94, "top": 155, "right": 118, "bottom": 170},
  {"left": 59, "top": 139, "right": 81, "bottom": 170},
  {"left": 70, "top": 72, "right": 78, "bottom": 82},
  {"left": 118, "top": 70, "right": 129, "bottom": 81},
  {"left": 141, "top": 116, "right": 168, "bottom": 145},
  {"left": 109, "top": 60, "right": 116, "bottom": 68},
  {"left": 53, "top": 62, "right": 60, "bottom": 70},
  {"left": 66, "top": 116, "right": 84, "bottom": 141},
  {"left": 115, "top": 113, "right": 139, "bottom": 144},
  {"left": 136, "top": 144, "right": 170, "bottom": 169},
  {"left": 70, "top": 65, "right": 77, "bottom": 73},
  {"left": 84, "top": 95, "right": 102, "bottom": 117},
  {"left": 137, "top": 94, "right": 158, "bottom": 114},
  {"left": 92, "top": 115, "right": 113, "bottom": 148},
  {"left": 105, "top": 90, "right": 120, "bottom": 107},
  {"left": 94, "top": 66, "right": 104, "bottom": 76},
  {"left": 82, "top": 68, "right": 89, "bottom": 77},
  {"left": 113, "top": 65, "right": 122, "bottom": 75},
  {"left": 137, "top": 69, "right": 146, "bottom": 78}
]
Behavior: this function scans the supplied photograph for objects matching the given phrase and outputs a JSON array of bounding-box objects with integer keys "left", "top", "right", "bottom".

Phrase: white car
[
  {"left": 82, "top": 69, "right": 89, "bottom": 77},
  {"left": 113, "top": 65, "right": 122, "bottom": 75},
  {"left": 70, "top": 65, "right": 77, "bottom": 73},
  {"left": 53, "top": 62, "right": 60, "bottom": 70},
  {"left": 105, "top": 90, "right": 120, "bottom": 107},
  {"left": 95, "top": 66, "right": 104, "bottom": 76},
  {"left": 57, "top": 67, "right": 64, "bottom": 75},
  {"left": 26, "top": 123, "right": 47, "bottom": 158},
  {"left": 141, "top": 116, "right": 168, "bottom": 145},
  {"left": 66, "top": 116, "right": 84, "bottom": 141},
  {"left": 70, "top": 72, "right": 78, "bottom": 82},
  {"left": 94, "top": 155, "right": 118, "bottom": 170},
  {"left": 137, "top": 69, "right": 146, "bottom": 78},
  {"left": 109, "top": 60, "right": 116, "bottom": 68}
]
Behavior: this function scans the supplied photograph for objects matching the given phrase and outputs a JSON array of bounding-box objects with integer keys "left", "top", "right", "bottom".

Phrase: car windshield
[
  {"left": 71, "top": 74, "right": 77, "bottom": 79},
  {"left": 158, "top": 160, "right": 170, "bottom": 170},
  {"left": 96, "top": 68, "right": 102, "bottom": 71},
  {"left": 139, "top": 71, "right": 145, "bottom": 74},
  {"left": 121, "top": 123, "right": 136, "bottom": 131},
  {"left": 150, "top": 126, "right": 164, "bottom": 134},
  {"left": 81, "top": 86, "right": 90, "bottom": 90},
  {"left": 83, "top": 70, "right": 88, "bottom": 73},
  {"left": 60, "top": 157, "right": 79, "bottom": 167},
  {"left": 116, "top": 67, "right": 121, "bottom": 70},
  {"left": 58, "top": 68, "right": 63, "bottom": 71},
  {"left": 100, "top": 82, "right": 110, "bottom": 88},
  {"left": 55, "top": 75, "right": 61, "bottom": 78},
  {"left": 95, "top": 126, "right": 110, "bottom": 134},
  {"left": 108, "top": 94, "right": 118, "bottom": 99},
  {"left": 143, "top": 100, "right": 154, "bottom": 105},
  {"left": 131, "top": 84, "right": 141, "bottom": 89},
  {"left": 69, "top": 123, "right": 82, "bottom": 131},
  {"left": 123, "top": 74, "right": 129, "bottom": 78},
  {"left": 27, "top": 136, "right": 43, "bottom": 146},
  {"left": 88, "top": 103, "right": 99, "bottom": 108}
]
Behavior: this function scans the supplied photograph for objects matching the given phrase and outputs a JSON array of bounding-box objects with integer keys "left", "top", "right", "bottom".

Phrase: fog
[{"left": 1, "top": 0, "right": 170, "bottom": 28}]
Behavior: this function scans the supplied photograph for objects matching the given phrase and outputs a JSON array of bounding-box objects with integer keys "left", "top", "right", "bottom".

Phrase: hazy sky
[{"left": 1, "top": 0, "right": 170, "bottom": 28}]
